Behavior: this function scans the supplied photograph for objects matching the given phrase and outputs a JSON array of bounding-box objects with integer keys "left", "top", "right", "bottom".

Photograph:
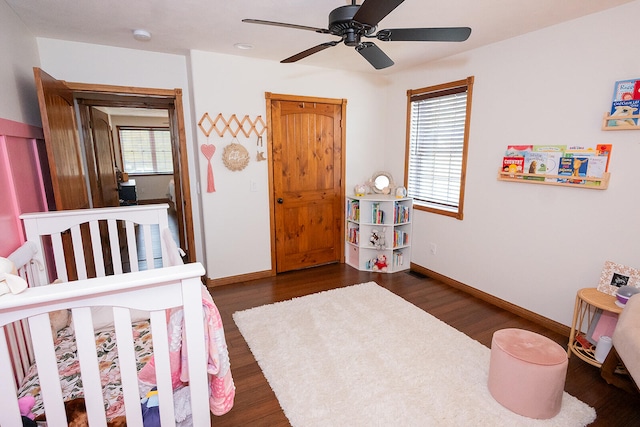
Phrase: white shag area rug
[{"left": 233, "top": 282, "right": 596, "bottom": 427}]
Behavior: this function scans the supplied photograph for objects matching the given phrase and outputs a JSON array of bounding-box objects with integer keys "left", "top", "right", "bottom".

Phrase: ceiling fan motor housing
[{"left": 329, "top": 5, "right": 369, "bottom": 46}]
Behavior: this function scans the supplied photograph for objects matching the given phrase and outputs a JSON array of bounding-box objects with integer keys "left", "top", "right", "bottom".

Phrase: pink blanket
[{"left": 139, "top": 285, "right": 235, "bottom": 416}]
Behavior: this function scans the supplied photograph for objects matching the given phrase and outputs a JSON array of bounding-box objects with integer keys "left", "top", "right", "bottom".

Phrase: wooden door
[
  {"left": 268, "top": 94, "right": 346, "bottom": 273},
  {"left": 89, "top": 107, "right": 120, "bottom": 207},
  {"left": 34, "top": 68, "right": 89, "bottom": 210}
]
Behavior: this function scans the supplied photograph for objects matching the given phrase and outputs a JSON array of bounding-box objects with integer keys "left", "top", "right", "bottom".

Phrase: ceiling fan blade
[
  {"left": 352, "top": 0, "right": 405, "bottom": 27},
  {"left": 355, "top": 42, "right": 394, "bottom": 70},
  {"left": 281, "top": 41, "right": 339, "bottom": 63},
  {"left": 242, "top": 19, "right": 329, "bottom": 34},
  {"left": 377, "top": 27, "right": 472, "bottom": 42}
]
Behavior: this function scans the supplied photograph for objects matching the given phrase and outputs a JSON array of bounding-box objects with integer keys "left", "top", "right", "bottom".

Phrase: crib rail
[
  {"left": 20, "top": 204, "right": 171, "bottom": 284},
  {"left": 0, "top": 263, "right": 209, "bottom": 427}
]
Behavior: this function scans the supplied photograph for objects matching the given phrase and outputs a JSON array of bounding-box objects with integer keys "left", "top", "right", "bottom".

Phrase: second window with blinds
[
  {"left": 118, "top": 127, "right": 173, "bottom": 175},
  {"left": 405, "top": 76, "right": 474, "bottom": 220}
]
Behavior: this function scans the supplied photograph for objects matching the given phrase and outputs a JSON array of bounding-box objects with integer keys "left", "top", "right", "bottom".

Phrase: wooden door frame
[
  {"left": 64, "top": 81, "right": 196, "bottom": 263},
  {"left": 265, "top": 92, "right": 347, "bottom": 274}
]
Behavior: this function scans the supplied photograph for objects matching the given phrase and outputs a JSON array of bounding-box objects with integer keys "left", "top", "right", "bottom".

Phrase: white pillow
[{"left": 90, "top": 306, "right": 150, "bottom": 332}]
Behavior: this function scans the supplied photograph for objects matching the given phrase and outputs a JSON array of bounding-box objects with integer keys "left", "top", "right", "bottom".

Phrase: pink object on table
[{"left": 488, "top": 328, "right": 568, "bottom": 419}]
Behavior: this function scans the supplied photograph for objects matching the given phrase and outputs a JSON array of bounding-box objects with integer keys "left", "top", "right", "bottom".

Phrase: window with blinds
[
  {"left": 405, "top": 77, "right": 474, "bottom": 220},
  {"left": 119, "top": 127, "right": 173, "bottom": 174}
]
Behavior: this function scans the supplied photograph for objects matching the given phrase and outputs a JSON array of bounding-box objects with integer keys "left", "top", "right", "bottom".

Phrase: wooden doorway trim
[
  {"left": 265, "top": 92, "right": 347, "bottom": 274},
  {"left": 64, "top": 82, "right": 196, "bottom": 262}
]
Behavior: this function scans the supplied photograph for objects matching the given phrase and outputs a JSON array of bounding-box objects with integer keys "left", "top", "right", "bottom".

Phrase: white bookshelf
[{"left": 345, "top": 195, "right": 412, "bottom": 273}]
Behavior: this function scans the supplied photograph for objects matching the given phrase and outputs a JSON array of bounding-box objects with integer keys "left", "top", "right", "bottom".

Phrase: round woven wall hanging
[{"left": 222, "top": 142, "right": 250, "bottom": 171}]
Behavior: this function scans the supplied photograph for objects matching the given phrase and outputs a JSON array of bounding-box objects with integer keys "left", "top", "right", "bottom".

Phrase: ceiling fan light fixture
[{"left": 133, "top": 29, "right": 151, "bottom": 41}]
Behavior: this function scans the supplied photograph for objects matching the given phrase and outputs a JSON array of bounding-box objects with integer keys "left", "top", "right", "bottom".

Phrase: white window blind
[
  {"left": 119, "top": 127, "right": 173, "bottom": 174},
  {"left": 406, "top": 78, "right": 472, "bottom": 218}
]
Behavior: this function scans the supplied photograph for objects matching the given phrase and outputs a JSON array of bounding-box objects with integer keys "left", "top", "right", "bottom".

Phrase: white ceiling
[{"left": 6, "top": 0, "right": 634, "bottom": 74}]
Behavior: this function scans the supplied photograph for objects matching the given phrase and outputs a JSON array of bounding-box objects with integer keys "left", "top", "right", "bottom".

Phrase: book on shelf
[
  {"left": 596, "top": 144, "right": 612, "bottom": 171},
  {"left": 371, "top": 202, "right": 384, "bottom": 224},
  {"left": 393, "top": 251, "right": 404, "bottom": 266},
  {"left": 346, "top": 223, "right": 359, "bottom": 245},
  {"left": 505, "top": 145, "right": 533, "bottom": 157},
  {"left": 393, "top": 202, "right": 410, "bottom": 224},
  {"left": 393, "top": 230, "right": 409, "bottom": 248},
  {"left": 557, "top": 156, "right": 588, "bottom": 184},
  {"left": 611, "top": 78, "right": 640, "bottom": 102},
  {"left": 523, "top": 151, "right": 549, "bottom": 181},
  {"left": 532, "top": 145, "right": 564, "bottom": 181},
  {"left": 347, "top": 199, "right": 360, "bottom": 221},
  {"left": 608, "top": 99, "right": 640, "bottom": 127},
  {"left": 502, "top": 156, "right": 525, "bottom": 175}
]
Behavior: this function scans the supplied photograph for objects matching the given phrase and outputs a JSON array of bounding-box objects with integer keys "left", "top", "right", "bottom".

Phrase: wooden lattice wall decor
[
  {"left": 198, "top": 113, "right": 266, "bottom": 138},
  {"left": 198, "top": 112, "right": 266, "bottom": 174}
]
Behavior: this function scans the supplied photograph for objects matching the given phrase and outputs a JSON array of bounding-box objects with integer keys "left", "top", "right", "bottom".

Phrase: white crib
[{"left": 0, "top": 204, "right": 224, "bottom": 426}]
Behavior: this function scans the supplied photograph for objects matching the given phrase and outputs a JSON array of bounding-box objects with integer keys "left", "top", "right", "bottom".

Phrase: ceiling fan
[{"left": 242, "top": 0, "right": 471, "bottom": 70}]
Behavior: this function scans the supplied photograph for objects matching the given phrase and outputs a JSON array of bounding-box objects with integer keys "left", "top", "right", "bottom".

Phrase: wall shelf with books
[
  {"left": 497, "top": 170, "right": 610, "bottom": 190},
  {"left": 345, "top": 195, "right": 412, "bottom": 273},
  {"left": 499, "top": 144, "right": 612, "bottom": 190}
]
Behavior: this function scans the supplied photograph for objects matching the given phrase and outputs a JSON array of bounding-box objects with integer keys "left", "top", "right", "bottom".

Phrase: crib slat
[
  {"left": 0, "top": 327, "right": 24, "bottom": 427},
  {"left": 29, "top": 313, "right": 68, "bottom": 424},
  {"left": 70, "top": 224, "right": 88, "bottom": 280},
  {"left": 182, "top": 278, "right": 212, "bottom": 426},
  {"left": 107, "top": 219, "right": 123, "bottom": 275},
  {"left": 51, "top": 232, "right": 68, "bottom": 282},
  {"left": 149, "top": 310, "right": 177, "bottom": 425},
  {"left": 88, "top": 220, "right": 106, "bottom": 277},
  {"left": 125, "top": 221, "right": 138, "bottom": 272},
  {"left": 112, "top": 307, "right": 144, "bottom": 426},
  {"left": 141, "top": 223, "right": 155, "bottom": 270},
  {"left": 73, "top": 307, "right": 108, "bottom": 426}
]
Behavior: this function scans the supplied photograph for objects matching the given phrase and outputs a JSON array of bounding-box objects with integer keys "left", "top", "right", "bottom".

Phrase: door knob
[{"left": 277, "top": 198, "right": 284, "bottom": 204}]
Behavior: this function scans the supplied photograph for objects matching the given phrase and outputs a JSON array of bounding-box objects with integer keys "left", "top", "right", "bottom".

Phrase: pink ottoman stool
[{"left": 488, "top": 328, "right": 568, "bottom": 419}]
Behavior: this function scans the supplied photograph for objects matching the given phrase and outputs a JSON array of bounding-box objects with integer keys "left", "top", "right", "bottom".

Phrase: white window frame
[{"left": 404, "top": 76, "right": 474, "bottom": 220}]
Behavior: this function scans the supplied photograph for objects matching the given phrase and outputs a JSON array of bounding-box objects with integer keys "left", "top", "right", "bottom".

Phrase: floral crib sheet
[{"left": 17, "top": 320, "right": 154, "bottom": 421}]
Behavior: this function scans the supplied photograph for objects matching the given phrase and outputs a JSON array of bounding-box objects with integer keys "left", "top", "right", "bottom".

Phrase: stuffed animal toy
[
  {"left": 372, "top": 254, "right": 388, "bottom": 272},
  {"left": 369, "top": 229, "right": 385, "bottom": 249},
  {"left": 49, "top": 309, "right": 70, "bottom": 339},
  {"left": 0, "top": 257, "right": 28, "bottom": 296}
]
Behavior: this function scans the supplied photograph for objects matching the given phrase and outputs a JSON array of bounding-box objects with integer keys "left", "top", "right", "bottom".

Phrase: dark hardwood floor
[{"left": 208, "top": 263, "right": 640, "bottom": 426}]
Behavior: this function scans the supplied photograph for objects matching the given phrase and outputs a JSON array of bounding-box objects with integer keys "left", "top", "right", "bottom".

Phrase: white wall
[
  {"left": 384, "top": 1, "right": 640, "bottom": 326},
  {"left": 189, "top": 51, "right": 391, "bottom": 279},
  {"left": 36, "top": 38, "right": 205, "bottom": 264},
  {"left": 0, "top": 0, "right": 41, "bottom": 125}
]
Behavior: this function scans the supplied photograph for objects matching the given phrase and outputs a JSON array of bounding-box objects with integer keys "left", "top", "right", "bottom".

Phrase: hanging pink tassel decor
[{"left": 200, "top": 144, "right": 216, "bottom": 192}]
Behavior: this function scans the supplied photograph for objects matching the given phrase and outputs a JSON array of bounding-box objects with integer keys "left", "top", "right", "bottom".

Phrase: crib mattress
[{"left": 18, "top": 320, "right": 154, "bottom": 420}]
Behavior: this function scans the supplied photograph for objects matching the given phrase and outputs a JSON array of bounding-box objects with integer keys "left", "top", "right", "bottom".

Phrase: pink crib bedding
[{"left": 17, "top": 320, "right": 154, "bottom": 421}]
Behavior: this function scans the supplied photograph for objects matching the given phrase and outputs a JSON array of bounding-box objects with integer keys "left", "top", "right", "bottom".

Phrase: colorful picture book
[
  {"left": 612, "top": 79, "right": 640, "bottom": 102},
  {"left": 608, "top": 100, "right": 640, "bottom": 126},
  {"left": 502, "top": 156, "right": 524, "bottom": 174}
]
